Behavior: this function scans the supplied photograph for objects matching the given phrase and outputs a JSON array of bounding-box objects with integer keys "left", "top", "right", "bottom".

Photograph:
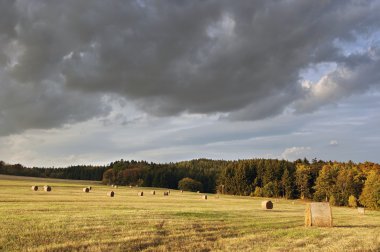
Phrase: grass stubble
[{"left": 0, "top": 174, "right": 379, "bottom": 252}]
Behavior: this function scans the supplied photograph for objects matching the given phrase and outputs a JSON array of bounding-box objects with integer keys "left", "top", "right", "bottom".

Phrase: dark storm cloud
[{"left": 1, "top": 0, "right": 380, "bottom": 135}]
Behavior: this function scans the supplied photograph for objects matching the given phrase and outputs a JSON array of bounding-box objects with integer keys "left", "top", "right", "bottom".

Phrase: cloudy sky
[{"left": 1, "top": 0, "right": 380, "bottom": 167}]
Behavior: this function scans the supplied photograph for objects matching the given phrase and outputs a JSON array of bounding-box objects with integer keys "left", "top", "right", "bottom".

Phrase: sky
[{"left": 1, "top": 0, "right": 380, "bottom": 167}]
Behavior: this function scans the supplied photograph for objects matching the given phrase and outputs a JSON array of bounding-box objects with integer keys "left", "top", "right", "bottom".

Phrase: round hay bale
[
  {"left": 111, "top": 184, "right": 114, "bottom": 188},
  {"left": 261, "top": 200, "right": 273, "bottom": 209},
  {"left": 107, "top": 191, "right": 115, "bottom": 197},
  {"left": 31, "top": 185, "right": 38, "bottom": 191},
  {"left": 202, "top": 195, "right": 208, "bottom": 200},
  {"left": 181, "top": 190, "right": 183, "bottom": 193},
  {"left": 129, "top": 185, "right": 132, "bottom": 188},
  {"left": 357, "top": 207, "right": 365, "bottom": 214},
  {"left": 83, "top": 187, "right": 90, "bottom": 193},
  {"left": 151, "top": 190, "right": 156, "bottom": 195},
  {"left": 305, "top": 202, "right": 333, "bottom": 227},
  {"left": 88, "top": 186, "right": 92, "bottom": 190},
  {"left": 138, "top": 192, "right": 144, "bottom": 196},
  {"left": 164, "top": 192, "right": 169, "bottom": 196},
  {"left": 197, "top": 191, "right": 200, "bottom": 193},
  {"left": 43, "top": 185, "right": 52, "bottom": 192}
]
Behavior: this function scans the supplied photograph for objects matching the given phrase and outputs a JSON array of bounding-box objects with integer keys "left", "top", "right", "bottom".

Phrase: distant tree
[
  {"left": 102, "top": 169, "right": 116, "bottom": 185},
  {"left": 281, "top": 169, "right": 293, "bottom": 199},
  {"left": 313, "top": 164, "right": 339, "bottom": 202},
  {"left": 178, "top": 177, "right": 203, "bottom": 192},
  {"left": 295, "top": 164, "right": 312, "bottom": 199},
  {"left": 359, "top": 171, "right": 380, "bottom": 210}
]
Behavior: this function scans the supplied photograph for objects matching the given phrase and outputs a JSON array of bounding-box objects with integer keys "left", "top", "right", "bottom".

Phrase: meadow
[{"left": 0, "top": 174, "right": 379, "bottom": 252}]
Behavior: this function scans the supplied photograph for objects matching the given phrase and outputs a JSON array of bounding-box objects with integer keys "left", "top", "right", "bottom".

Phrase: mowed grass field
[{"left": 0, "top": 175, "right": 379, "bottom": 252}]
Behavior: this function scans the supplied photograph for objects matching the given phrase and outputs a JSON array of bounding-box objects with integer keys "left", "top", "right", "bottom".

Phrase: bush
[
  {"left": 262, "top": 182, "right": 275, "bottom": 197},
  {"left": 329, "top": 195, "right": 336, "bottom": 206},
  {"left": 253, "top": 186, "right": 263, "bottom": 197},
  {"left": 178, "top": 177, "right": 203, "bottom": 192},
  {"left": 348, "top": 195, "right": 357, "bottom": 208}
]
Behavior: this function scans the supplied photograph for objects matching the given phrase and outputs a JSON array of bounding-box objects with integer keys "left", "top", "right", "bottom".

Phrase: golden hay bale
[
  {"left": 261, "top": 200, "right": 273, "bottom": 209},
  {"left": 107, "top": 191, "right": 115, "bottom": 197},
  {"left": 43, "top": 185, "right": 52, "bottom": 192},
  {"left": 31, "top": 186, "right": 38, "bottom": 191},
  {"left": 164, "top": 192, "right": 169, "bottom": 196},
  {"left": 202, "top": 195, "right": 208, "bottom": 200},
  {"left": 138, "top": 192, "right": 144, "bottom": 196},
  {"left": 151, "top": 190, "right": 156, "bottom": 195},
  {"left": 129, "top": 185, "right": 132, "bottom": 188},
  {"left": 305, "top": 202, "right": 333, "bottom": 227},
  {"left": 88, "top": 186, "right": 92, "bottom": 190},
  {"left": 83, "top": 187, "right": 90, "bottom": 193},
  {"left": 357, "top": 207, "right": 365, "bottom": 214},
  {"left": 181, "top": 190, "right": 183, "bottom": 193}
]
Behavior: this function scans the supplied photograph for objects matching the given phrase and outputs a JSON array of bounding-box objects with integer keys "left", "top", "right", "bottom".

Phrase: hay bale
[
  {"left": 88, "top": 186, "right": 92, "bottom": 190},
  {"left": 181, "top": 190, "right": 183, "bottom": 193},
  {"left": 107, "top": 191, "right": 115, "bottom": 197},
  {"left": 138, "top": 192, "right": 144, "bottom": 196},
  {"left": 129, "top": 185, "right": 132, "bottom": 188},
  {"left": 305, "top": 202, "right": 333, "bottom": 227},
  {"left": 202, "top": 195, "right": 208, "bottom": 200},
  {"left": 261, "top": 200, "right": 273, "bottom": 209},
  {"left": 197, "top": 191, "right": 200, "bottom": 193},
  {"left": 83, "top": 187, "right": 90, "bottom": 193},
  {"left": 31, "top": 185, "right": 38, "bottom": 191},
  {"left": 151, "top": 190, "right": 156, "bottom": 195},
  {"left": 357, "top": 207, "right": 365, "bottom": 214},
  {"left": 43, "top": 185, "right": 52, "bottom": 192},
  {"left": 164, "top": 192, "right": 169, "bottom": 196}
]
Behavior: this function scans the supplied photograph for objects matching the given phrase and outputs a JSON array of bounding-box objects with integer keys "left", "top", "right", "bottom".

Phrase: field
[{"left": 0, "top": 175, "right": 379, "bottom": 252}]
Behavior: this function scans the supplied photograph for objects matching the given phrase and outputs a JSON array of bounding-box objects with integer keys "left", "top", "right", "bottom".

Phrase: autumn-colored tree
[
  {"left": 348, "top": 195, "right": 357, "bottom": 208},
  {"left": 295, "top": 164, "right": 312, "bottom": 199},
  {"left": 178, "top": 177, "right": 203, "bottom": 192},
  {"left": 313, "top": 164, "right": 340, "bottom": 202},
  {"left": 359, "top": 171, "right": 380, "bottom": 210}
]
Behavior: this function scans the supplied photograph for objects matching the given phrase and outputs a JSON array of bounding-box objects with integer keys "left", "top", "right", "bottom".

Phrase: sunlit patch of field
[{"left": 0, "top": 174, "right": 379, "bottom": 251}]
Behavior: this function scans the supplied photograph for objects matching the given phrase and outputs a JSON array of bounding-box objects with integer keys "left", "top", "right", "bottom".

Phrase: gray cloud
[{"left": 1, "top": 0, "right": 380, "bottom": 136}]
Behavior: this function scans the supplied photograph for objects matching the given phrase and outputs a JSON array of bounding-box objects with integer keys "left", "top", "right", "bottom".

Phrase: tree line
[{"left": 1, "top": 158, "right": 379, "bottom": 209}]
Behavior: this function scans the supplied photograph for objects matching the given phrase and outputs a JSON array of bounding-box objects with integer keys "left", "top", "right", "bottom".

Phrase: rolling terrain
[{"left": 0, "top": 174, "right": 379, "bottom": 251}]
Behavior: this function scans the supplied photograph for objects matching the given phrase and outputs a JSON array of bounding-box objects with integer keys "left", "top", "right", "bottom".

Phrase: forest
[{"left": 1, "top": 158, "right": 379, "bottom": 209}]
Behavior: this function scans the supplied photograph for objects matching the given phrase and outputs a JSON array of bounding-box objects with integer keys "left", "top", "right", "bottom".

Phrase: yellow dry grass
[{"left": 0, "top": 174, "right": 379, "bottom": 252}]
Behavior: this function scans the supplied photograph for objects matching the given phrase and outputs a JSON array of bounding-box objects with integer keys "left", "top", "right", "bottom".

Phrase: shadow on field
[{"left": 337, "top": 224, "right": 380, "bottom": 228}]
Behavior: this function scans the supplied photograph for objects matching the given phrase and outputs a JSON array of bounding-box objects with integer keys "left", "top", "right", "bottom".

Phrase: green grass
[{"left": 0, "top": 174, "right": 379, "bottom": 252}]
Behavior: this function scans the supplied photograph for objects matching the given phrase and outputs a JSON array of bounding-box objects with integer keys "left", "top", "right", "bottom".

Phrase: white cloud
[
  {"left": 280, "top": 147, "right": 311, "bottom": 161},
  {"left": 329, "top": 140, "right": 339, "bottom": 146}
]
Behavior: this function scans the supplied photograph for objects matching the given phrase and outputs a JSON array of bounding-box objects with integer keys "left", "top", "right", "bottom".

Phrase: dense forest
[{"left": 1, "top": 158, "right": 379, "bottom": 209}]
